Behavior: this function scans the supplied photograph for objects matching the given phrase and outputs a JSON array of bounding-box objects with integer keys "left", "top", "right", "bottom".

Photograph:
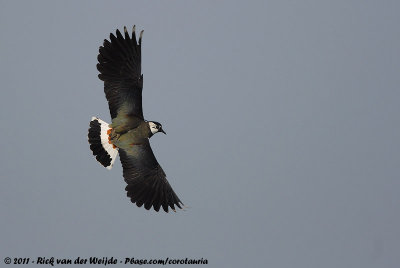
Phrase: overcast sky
[{"left": 1, "top": 1, "right": 399, "bottom": 267}]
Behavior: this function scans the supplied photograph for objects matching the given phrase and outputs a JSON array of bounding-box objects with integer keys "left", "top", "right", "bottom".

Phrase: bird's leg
[{"left": 107, "top": 128, "right": 120, "bottom": 148}]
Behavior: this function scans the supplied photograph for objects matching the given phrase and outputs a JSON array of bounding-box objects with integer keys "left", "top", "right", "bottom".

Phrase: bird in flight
[{"left": 88, "top": 26, "right": 184, "bottom": 212}]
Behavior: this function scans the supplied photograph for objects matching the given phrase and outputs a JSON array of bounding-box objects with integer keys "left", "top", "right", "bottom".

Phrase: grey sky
[{"left": 1, "top": 1, "right": 399, "bottom": 267}]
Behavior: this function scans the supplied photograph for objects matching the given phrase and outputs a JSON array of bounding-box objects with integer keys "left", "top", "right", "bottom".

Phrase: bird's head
[{"left": 149, "top": 121, "right": 166, "bottom": 136}]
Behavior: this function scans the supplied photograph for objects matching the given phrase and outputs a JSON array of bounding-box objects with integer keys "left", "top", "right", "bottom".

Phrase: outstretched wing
[
  {"left": 119, "top": 140, "right": 184, "bottom": 212},
  {"left": 97, "top": 26, "right": 144, "bottom": 120}
]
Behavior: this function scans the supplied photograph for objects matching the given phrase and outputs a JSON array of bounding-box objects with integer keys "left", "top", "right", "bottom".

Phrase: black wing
[
  {"left": 119, "top": 140, "right": 184, "bottom": 212},
  {"left": 97, "top": 26, "right": 144, "bottom": 119}
]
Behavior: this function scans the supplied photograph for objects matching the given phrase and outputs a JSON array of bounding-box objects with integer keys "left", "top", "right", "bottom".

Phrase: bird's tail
[{"left": 88, "top": 117, "right": 118, "bottom": 170}]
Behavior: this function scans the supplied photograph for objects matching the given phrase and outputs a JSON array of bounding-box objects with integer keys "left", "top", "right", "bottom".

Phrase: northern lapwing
[{"left": 88, "top": 26, "right": 184, "bottom": 212}]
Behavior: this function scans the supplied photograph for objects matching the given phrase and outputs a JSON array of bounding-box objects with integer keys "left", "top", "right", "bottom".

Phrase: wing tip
[
  {"left": 125, "top": 188, "right": 185, "bottom": 213},
  {"left": 139, "top": 30, "right": 144, "bottom": 44}
]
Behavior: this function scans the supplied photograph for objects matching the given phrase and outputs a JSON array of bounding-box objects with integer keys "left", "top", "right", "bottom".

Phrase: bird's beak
[{"left": 160, "top": 128, "right": 166, "bottom": 135}]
